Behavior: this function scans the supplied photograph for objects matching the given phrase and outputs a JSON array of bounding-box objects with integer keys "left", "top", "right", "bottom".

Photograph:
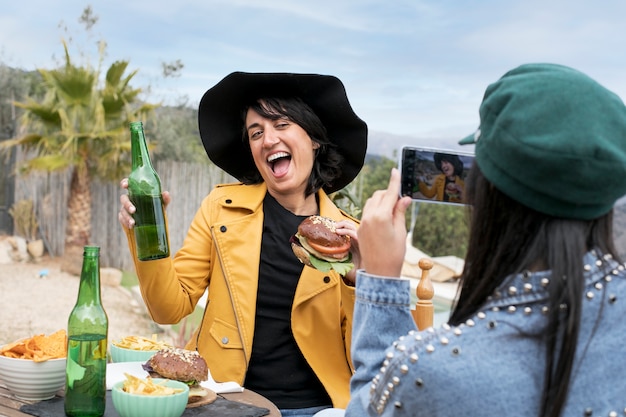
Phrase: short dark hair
[
  {"left": 239, "top": 97, "right": 343, "bottom": 196},
  {"left": 451, "top": 163, "right": 619, "bottom": 417}
]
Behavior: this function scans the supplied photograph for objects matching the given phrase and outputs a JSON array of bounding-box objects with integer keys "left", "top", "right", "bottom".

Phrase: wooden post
[{"left": 412, "top": 258, "right": 434, "bottom": 330}]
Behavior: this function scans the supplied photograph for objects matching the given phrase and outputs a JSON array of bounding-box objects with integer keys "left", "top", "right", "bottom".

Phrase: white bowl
[
  {"left": 0, "top": 355, "right": 66, "bottom": 400},
  {"left": 112, "top": 378, "right": 189, "bottom": 417}
]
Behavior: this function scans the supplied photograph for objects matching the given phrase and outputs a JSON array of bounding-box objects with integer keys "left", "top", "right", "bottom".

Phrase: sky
[{"left": 2, "top": 0, "right": 626, "bottom": 147}]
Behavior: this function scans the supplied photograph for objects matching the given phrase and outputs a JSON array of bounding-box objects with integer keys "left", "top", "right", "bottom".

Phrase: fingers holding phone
[{"left": 359, "top": 168, "right": 412, "bottom": 277}]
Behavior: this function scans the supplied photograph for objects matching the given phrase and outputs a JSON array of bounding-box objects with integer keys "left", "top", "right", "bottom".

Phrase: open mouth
[{"left": 267, "top": 152, "right": 292, "bottom": 174}]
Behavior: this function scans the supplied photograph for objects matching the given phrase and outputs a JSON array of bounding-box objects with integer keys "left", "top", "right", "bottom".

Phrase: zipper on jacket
[{"left": 196, "top": 225, "right": 250, "bottom": 367}]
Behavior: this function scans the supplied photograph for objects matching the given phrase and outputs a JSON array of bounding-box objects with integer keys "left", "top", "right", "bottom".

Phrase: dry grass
[{"left": 0, "top": 255, "right": 169, "bottom": 347}]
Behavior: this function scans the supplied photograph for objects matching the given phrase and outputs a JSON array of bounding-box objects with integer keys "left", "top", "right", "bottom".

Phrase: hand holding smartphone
[{"left": 399, "top": 146, "right": 475, "bottom": 206}]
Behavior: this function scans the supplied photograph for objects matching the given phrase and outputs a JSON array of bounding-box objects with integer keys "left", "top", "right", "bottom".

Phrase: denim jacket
[{"left": 346, "top": 250, "right": 626, "bottom": 416}]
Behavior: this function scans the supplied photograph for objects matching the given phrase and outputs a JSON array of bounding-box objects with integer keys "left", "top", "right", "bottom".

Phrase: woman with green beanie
[{"left": 346, "top": 63, "right": 626, "bottom": 417}]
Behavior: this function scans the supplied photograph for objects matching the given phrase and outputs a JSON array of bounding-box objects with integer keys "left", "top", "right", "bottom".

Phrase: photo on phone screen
[{"left": 399, "top": 146, "right": 475, "bottom": 206}]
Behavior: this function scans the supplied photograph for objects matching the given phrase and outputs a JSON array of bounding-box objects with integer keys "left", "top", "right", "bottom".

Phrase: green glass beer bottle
[
  {"left": 127, "top": 121, "right": 170, "bottom": 261},
  {"left": 65, "top": 246, "right": 108, "bottom": 417}
]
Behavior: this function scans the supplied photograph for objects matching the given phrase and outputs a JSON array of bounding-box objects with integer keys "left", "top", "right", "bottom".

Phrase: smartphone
[{"left": 399, "top": 146, "right": 475, "bottom": 206}]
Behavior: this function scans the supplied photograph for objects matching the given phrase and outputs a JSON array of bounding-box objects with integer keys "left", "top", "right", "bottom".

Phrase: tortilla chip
[{"left": 0, "top": 330, "right": 67, "bottom": 362}]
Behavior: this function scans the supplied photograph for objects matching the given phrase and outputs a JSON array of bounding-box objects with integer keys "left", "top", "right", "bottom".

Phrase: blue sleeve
[{"left": 346, "top": 271, "right": 417, "bottom": 416}]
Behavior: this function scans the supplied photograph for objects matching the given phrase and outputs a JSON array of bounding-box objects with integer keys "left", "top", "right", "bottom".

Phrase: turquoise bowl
[
  {"left": 111, "top": 378, "right": 189, "bottom": 417},
  {"left": 109, "top": 342, "right": 159, "bottom": 363}
]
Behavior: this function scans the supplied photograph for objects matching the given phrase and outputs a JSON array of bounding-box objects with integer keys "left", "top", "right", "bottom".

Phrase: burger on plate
[
  {"left": 290, "top": 215, "right": 354, "bottom": 275},
  {"left": 142, "top": 347, "right": 211, "bottom": 404}
]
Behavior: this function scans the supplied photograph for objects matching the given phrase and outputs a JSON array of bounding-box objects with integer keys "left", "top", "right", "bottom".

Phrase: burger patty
[
  {"left": 298, "top": 235, "right": 349, "bottom": 261},
  {"left": 148, "top": 347, "right": 208, "bottom": 384}
]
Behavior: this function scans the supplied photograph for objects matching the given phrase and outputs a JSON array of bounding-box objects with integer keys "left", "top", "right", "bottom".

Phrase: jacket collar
[
  {"left": 216, "top": 183, "right": 266, "bottom": 212},
  {"left": 217, "top": 182, "right": 345, "bottom": 220},
  {"left": 485, "top": 249, "right": 619, "bottom": 310}
]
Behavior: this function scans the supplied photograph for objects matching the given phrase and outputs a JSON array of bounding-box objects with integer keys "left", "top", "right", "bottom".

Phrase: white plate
[
  {"left": 106, "top": 361, "right": 243, "bottom": 394},
  {"left": 106, "top": 361, "right": 149, "bottom": 390}
]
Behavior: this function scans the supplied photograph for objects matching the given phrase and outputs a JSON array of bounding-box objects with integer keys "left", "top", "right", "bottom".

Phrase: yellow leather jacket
[
  {"left": 418, "top": 174, "right": 465, "bottom": 203},
  {"left": 125, "top": 183, "right": 357, "bottom": 408}
]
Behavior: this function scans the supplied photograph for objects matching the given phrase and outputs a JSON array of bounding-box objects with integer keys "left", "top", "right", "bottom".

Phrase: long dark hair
[
  {"left": 239, "top": 97, "right": 343, "bottom": 196},
  {"left": 450, "top": 165, "right": 618, "bottom": 417}
]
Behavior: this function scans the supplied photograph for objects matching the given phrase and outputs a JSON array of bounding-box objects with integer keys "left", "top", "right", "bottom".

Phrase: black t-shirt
[
  {"left": 243, "top": 193, "right": 332, "bottom": 409},
  {"left": 443, "top": 177, "right": 454, "bottom": 202}
]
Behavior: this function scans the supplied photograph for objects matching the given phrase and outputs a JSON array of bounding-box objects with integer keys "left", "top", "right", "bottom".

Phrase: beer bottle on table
[
  {"left": 127, "top": 121, "right": 170, "bottom": 261},
  {"left": 65, "top": 245, "right": 108, "bottom": 417}
]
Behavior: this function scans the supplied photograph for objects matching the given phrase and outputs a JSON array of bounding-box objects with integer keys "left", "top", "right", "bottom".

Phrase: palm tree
[{"left": 0, "top": 39, "right": 158, "bottom": 272}]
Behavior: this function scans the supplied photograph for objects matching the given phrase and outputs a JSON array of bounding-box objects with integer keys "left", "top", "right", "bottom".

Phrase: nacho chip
[
  {"left": 35, "top": 330, "right": 66, "bottom": 359},
  {"left": 0, "top": 330, "right": 67, "bottom": 362},
  {"left": 0, "top": 341, "right": 29, "bottom": 356}
]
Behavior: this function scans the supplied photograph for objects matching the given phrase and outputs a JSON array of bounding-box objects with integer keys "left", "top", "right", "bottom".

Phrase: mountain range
[{"left": 366, "top": 131, "right": 465, "bottom": 159}]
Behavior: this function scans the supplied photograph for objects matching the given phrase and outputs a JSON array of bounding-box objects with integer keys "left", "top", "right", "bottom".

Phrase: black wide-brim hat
[
  {"left": 198, "top": 72, "right": 368, "bottom": 193},
  {"left": 433, "top": 152, "right": 463, "bottom": 173}
]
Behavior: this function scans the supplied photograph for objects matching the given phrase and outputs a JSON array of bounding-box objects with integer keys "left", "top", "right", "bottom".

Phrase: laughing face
[
  {"left": 441, "top": 159, "right": 455, "bottom": 179},
  {"left": 246, "top": 106, "right": 320, "bottom": 198}
]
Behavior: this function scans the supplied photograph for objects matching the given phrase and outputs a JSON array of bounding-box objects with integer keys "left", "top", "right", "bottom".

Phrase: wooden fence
[{"left": 13, "top": 154, "right": 234, "bottom": 271}]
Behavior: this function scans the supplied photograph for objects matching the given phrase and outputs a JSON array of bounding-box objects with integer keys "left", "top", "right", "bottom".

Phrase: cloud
[{"left": 2, "top": 0, "right": 625, "bottom": 139}]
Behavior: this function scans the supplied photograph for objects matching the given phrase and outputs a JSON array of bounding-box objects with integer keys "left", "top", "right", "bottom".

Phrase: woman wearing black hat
[
  {"left": 118, "top": 72, "right": 367, "bottom": 416},
  {"left": 416, "top": 152, "right": 465, "bottom": 203}
]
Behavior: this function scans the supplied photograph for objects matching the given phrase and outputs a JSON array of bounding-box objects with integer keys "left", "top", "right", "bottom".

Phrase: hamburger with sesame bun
[
  {"left": 290, "top": 215, "right": 354, "bottom": 275},
  {"left": 143, "top": 347, "right": 211, "bottom": 404}
]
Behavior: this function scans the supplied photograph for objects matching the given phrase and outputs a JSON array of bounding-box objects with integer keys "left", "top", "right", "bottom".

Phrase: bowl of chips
[
  {"left": 0, "top": 330, "right": 67, "bottom": 400},
  {"left": 110, "top": 335, "right": 172, "bottom": 363},
  {"left": 112, "top": 374, "right": 189, "bottom": 417}
]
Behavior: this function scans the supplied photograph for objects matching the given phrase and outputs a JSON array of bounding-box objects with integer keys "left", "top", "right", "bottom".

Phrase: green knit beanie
[{"left": 460, "top": 63, "right": 626, "bottom": 219}]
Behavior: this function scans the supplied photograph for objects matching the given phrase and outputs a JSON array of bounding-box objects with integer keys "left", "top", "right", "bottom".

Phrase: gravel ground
[{"left": 0, "top": 255, "right": 172, "bottom": 348}]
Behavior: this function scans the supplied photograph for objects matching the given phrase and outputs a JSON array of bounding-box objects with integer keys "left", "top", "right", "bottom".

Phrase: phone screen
[{"left": 399, "top": 146, "right": 475, "bottom": 206}]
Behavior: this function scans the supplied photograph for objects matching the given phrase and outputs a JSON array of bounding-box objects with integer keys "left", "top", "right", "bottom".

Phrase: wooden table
[{"left": 0, "top": 383, "right": 281, "bottom": 417}]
